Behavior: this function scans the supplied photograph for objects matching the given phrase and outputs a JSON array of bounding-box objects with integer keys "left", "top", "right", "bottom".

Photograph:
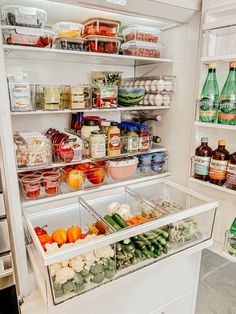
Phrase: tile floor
[{"left": 196, "top": 249, "right": 236, "bottom": 314}]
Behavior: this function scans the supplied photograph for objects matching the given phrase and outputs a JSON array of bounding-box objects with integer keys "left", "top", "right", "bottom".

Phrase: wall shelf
[
  {"left": 190, "top": 177, "right": 236, "bottom": 196},
  {"left": 201, "top": 55, "right": 236, "bottom": 64},
  {"left": 195, "top": 121, "right": 236, "bottom": 130}
]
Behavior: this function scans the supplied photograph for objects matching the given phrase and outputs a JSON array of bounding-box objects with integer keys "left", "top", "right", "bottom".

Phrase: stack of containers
[
  {"left": 121, "top": 25, "right": 163, "bottom": 58},
  {"left": 53, "top": 22, "right": 84, "bottom": 51},
  {"left": 82, "top": 18, "right": 122, "bottom": 54},
  {"left": 1, "top": 5, "right": 54, "bottom": 48},
  {"left": 138, "top": 152, "right": 167, "bottom": 176}
]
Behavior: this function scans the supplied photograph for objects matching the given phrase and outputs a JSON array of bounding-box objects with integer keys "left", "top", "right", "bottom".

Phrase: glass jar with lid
[
  {"left": 81, "top": 119, "right": 100, "bottom": 157},
  {"left": 89, "top": 131, "right": 106, "bottom": 159}
]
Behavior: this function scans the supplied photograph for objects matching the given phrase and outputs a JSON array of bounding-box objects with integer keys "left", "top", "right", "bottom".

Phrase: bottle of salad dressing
[{"left": 107, "top": 122, "right": 121, "bottom": 157}]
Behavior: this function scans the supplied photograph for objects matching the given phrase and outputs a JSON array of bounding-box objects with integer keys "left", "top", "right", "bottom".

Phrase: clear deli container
[
  {"left": 85, "top": 35, "right": 121, "bottom": 54},
  {"left": 64, "top": 85, "right": 91, "bottom": 109},
  {"left": 83, "top": 18, "right": 120, "bottom": 37},
  {"left": 35, "top": 85, "right": 64, "bottom": 110},
  {"left": 53, "top": 37, "right": 84, "bottom": 51},
  {"left": 121, "top": 40, "right": 163, "bottom": 58},
  {"left": 122, "top": 25, "right": 161, "bottom": 43},
  {"left": 92, "top": 85, "right": 118, "bottom": 108},
  {"left": 53, "top": 22, "right": 84, "bottom": 39},
  {"left": 2, "top": 26, "right": 54, "bottom": 48},
  {"left": 2, "top": 5, "right": 47, "bottom": 28}
]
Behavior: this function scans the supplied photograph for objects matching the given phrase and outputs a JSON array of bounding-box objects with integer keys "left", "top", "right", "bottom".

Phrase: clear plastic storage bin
[
  {"left": 85, "top": 35, "right": 121, "bottom": 54},
  {"left": 2, "top": 5, "right": 47, "bottom": 28},
  {"left": 2, "top": 26, "right": 54, "bottom": 47},
  {"left": 53, "top": 22, "right": 84, "bottom": 39},
  {"left": 83, "top": 18, "right": 120, "bottom": 37},
  {"left": 35, "top": 85, "right": 64, "bottom": 110},
  {"left": 64, "top": 85, "right": 91, "bottom": 109},
  {"left": 24, "top": 202, "right": 116, "bottom": 305},
  {"left": 53, "top": 37, "right": 84, "bottom": 51},
  {"left": 121, "top": 40, "right": 163, "bottom": 58},
  {"left": 92, "top": 85, "right": 118, "bottom": 108},
  {"left": 122, "top": 25, "right": 161, "bottom": 43}
]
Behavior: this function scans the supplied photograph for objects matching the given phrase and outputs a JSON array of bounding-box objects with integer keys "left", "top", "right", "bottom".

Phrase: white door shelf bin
[{"left": 24, "top": 179, "right": 217, "bottom": 308}]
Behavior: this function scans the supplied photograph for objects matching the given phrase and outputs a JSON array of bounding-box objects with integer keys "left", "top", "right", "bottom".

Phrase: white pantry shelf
[
  {"left": 21, "top": 172, "right": 171, "bottom": 208},
  {"left": 11, "top": 106, "right": 170, "bottom": 116},
  {"left": 201, "top": 55, "right": 236, "bottom": 64},
  {"left": 195, "top": 121, "right": 236, "bottom": 130},
  {"left": 190, "top": 177, "right": 236, "bottom": 196},
  {"left": 3, "top": 45, "right": 172, "bottom": 67}
]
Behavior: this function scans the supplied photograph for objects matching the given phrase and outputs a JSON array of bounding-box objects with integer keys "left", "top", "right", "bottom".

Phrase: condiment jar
[
  {"left": 107, "top": 121, "right": 121, "bottom": 157},
  {"left": 90, "top": 131, "right": 106, "bottom": 159},
  {"left": 81, "top": 119, "right": 100, "bottom": 157},
  {"left": 137, "top": 125, "right": 149, "bottom": 152},
  {"left": 127, "top": 126, "right": 139, "bottom": 154}
]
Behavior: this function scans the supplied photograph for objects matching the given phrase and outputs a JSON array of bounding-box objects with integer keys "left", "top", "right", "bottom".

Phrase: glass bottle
[
  {"left": 226, "top": 151, "right": 236, "bottom": 190},
  {"left": 107, "top": 122, "right": 121, "bottom": 157},
  {"left": 209, "top": 140, "right": 230, "bottom": 186},
  {"left": 219, "top": 61, "right": 236, "bottom": 125},
  {"left": 194, "top": 137, "right": 212, "bottom": 181},
  {"left": 198, "top": 63, "right": 219, "bottom": 123},
  {"left": 75, "top": 112, "right": 84, "bottom": 134},
  {"left": 70, "top": 113, "right": 77, "bottom": 130}
]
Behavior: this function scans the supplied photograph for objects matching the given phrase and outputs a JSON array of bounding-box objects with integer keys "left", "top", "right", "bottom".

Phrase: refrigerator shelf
[
  {"left": 3, "top": 45, "right": 172, "bottom": 67},
  {"left": 195, "top": 121, "right": 236, "bottom": 130},
  {"left": 17, "top": 146, "right": 167, "bottom": 173},
  {"left": 201, "top": 55, "right": 236, "bottom": 63}
]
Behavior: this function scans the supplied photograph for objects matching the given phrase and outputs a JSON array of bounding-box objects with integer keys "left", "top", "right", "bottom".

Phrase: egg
[
  {"left": 148, "top": 94, "right": 155, "bottom": 106},
  {"left": 134, "top": 80, "right": 140, "bottom": 87},
  {"left": 139, "top": 80, "right": 145, "bottom": 88},
  {"left": 157, "top": 79, "right": 165, "bottom": 92},
  {"left": 165, "top": 80, "right": 173, "bottom": 92},
  {"left": 150, "top": 80, "right": 158, "bottom": 92},
  {"left": 154, "top": 94, "right": 163, "bottom": 106},
  {"left": 144, "top": 94, "right": 150, "bottom": 105},
  {"left": 145, "top": 80, "right": 152, "bottom": 92},
  {"left": 162, "top": 94, "right": 171, "bottom": 106},
  {"left": 139, "top": 98, "right": 144, "bottom": 105}
]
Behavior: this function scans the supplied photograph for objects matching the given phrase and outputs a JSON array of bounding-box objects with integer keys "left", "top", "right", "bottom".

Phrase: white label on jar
[
  {"left": 210, "top": 159, "right": 228, "bottom": 170},
  {"left": 10, "top": 83, "right": 31, "bottom": 110},
  {"left": 227, "top": 163, "right": 236, "bottom": 174},
  {"left": 128, "top": 137, "right": 139, "bottom": 151},
  {"left": 194, "top": 156, "right": 211, "bottom": 176},
  {"left": 91, "top": 136, "right": 106, "bottom": 158}
]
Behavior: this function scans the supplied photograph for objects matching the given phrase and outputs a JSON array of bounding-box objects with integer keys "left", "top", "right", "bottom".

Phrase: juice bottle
[
  {"left": 107, "top": 122, "right": 121, "bottom": 157},
  {"left": 218, "top": 61, "right": 236, "bottom": 125},
  {"left": 198, "top": 63, "right": 219, "bottom": 123},
  {"left": 194, "top": 137, "right": 212, "bottom": 181},
  {"left": 226, "top": 151, "right": 236, "bottom": 190},
  {"left": 209, "top": 140, "right": 230, "bottom": 186}
]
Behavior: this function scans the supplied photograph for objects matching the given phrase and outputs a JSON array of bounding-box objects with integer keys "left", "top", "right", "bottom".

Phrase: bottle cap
[
  {"left": 218, "top": 140, "right": 226, "bottom": 146},
  {"left": 138, "top": 125, "right": 147, "bottom": 131},
  {"left": 208, "top": 63, "right": 217, "bottom": 69},
  {"left": 201, "top": 137, "right": 208, "bottom": 142},
  {"left": 229, "top": 61, "right": 236, "bottom": 68},
  {"left": 110, "top": 121, "right": 119, "bottom": 127},
  {"left": 84, "top": 119, "right": 99, "bottom": 126}
]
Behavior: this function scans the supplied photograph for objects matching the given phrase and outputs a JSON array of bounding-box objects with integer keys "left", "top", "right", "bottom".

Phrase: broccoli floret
[
  {"left": 73, "top": 273, "right": 83, "bottom": 285},
  {"left": 90, "top": 263, "right": 104, "bottom": 275},
  {"left": 105, "top": 269, "right": 116, "bottom": 279},
  {"left": 80, "top": 269, "right": 89, "bottom": 277},
  {"left": 91, "top": 272, "right": 105, "bottom": 284},
  {"left": 54, "top": 287, "right": 64, "bottom": 298},
  {"left": 83, "top": 274, "right": 94, "bottom": 283},
  {"left": 53, "top": 281, "right": 62, "bottom": 290},
  {"left": 62, "top": 280, "right": 75, "bottom": 295},
  {"left": 101, "top": 257, "right": 109, "bottom": 269},
  {"left": 73, "top": 283, "right": 85, "bottom": 294},
  {"left": 107, "top": 259, "right": 116, "bottom": 271}
]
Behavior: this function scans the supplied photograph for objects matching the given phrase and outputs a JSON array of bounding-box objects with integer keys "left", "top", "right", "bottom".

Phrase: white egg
[
  {"left": 134, "top": 80, "right": 140, "bottom": 87},
  {"left": 150, "top": 80, "right": 158, "bottom": 92},
  {"left": 145, "top": 80, "right": 152, "bottom": 92},
  {"left": 139, "top": 80, "right": 145, "bottom": 88},
  {"left": 157, "top": 79, "right": 165, "bottom": 92},
  {"left": 128, "top": 81, "right": 134, "bottom": 87},
  {"left": 163, "top": 94, "right": 171, "bottom": 106},
  {"left": 154, "top": 94, "right": 163, "bottom": 106},
  {"left": 139, "top": 98, "right": 144, "bottom": 105},
  {"left": 144, "top": 94, "right": 150, "bottom": 105},
  {"left": 165, "top": 81, "right": 173, "bottom": 92},
  {"left": 148, "top": 94, "right": 155, "bottom": 106}
]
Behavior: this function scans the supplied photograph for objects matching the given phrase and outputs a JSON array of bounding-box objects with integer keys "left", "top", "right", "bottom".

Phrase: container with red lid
[
  {"left": 85, "top": 35, "right": 121, "bottom": 54},
  {"left": 83, "top": 18, "right": 120, "bottom": 37},
  {"left": 21, "top": 174, "right": 41, "bottom": 199},
  {"left": 42, "top": 171, "right": 61, "bottom": 195}
]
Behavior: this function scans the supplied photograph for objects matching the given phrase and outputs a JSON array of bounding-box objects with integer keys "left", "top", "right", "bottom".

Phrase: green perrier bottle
[
  {"left": 218, "top": 61, "right": 236, "bottom": 125},
  {"left": 199, "top": 63, "right": 219, "bottom": 123}
]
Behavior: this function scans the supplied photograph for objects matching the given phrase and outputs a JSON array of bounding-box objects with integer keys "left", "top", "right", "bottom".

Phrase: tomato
[
  {"left": 75, "top": 163, "right": 91, "bottom": 171},
  {"left": 105, "top": 42, "right": 116, "bottom": 53},
  {"left": 97, "top": 45, "right": 104, "bottom": 53},
  {"left": 89, "top": 41, "right": 96, "bottom": 51}
]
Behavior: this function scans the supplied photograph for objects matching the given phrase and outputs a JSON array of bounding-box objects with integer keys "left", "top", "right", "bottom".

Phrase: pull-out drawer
[
  {"left": 24, "top": 179, "right": 217, "bottom": 309},
  {"left": 0, "top": 193, "right": 5, "bottom": 217},
  {"left": 0, "top": 219, "right": 10, "bottom": 254}
]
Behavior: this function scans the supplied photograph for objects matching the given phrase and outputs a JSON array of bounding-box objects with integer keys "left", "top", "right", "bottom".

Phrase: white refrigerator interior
[{"left": 0, "top": 0, "right": 234, "bottom": 313}]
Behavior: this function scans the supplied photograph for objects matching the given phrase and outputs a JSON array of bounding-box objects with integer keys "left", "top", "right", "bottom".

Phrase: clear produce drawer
[{"left": 25, "top": 179, "right": 218, "bottom": 309}]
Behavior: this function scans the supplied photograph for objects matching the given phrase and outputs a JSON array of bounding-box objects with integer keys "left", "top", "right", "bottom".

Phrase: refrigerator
[{"left": 0, "top": 0, "right": 234, "bottom": 313}]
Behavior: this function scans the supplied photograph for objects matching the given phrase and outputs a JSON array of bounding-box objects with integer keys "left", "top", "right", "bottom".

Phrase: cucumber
[
  {"left": 153, "top": 229, "right": 169, "bottom": 239},
  {"left": 156, "top": 236, "right": 167, "bottom": 246},
  {"left": 138, "top": 234, "right": 151, "bottom": 246},
  {"left": 112, "top": 213, "right": 129, "bottom": 228},
  {"left": 104, "top": 215, "right": 122, "bottom": 231},
  {"left": 134, "top": 249, "right": 143, "bottom": 259}
]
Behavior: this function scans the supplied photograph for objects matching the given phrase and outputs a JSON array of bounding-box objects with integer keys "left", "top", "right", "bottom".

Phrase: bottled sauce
[
  {"left": 107, "top": 122, "right": 121, "bottom": 157},
  {"left": 198, "top": 63, "right": 219, "bottom": 123},
  {"left": 219, "top": 61, "right": 236, "bottom": 125},
  {"left": 70, "top": 113, "right": 77, "bottom": 130},
  {"left": 137, "top": 125, "right": 149, "bottom": 152},
  {"left": 127, "top": 126, "right": 139, "bottom": 154},
  {"left": 75, "top": 112, "right": 84, "bottom": 133},
  {"left": 226, "top": 152, "right": 236, "bottom": 190},
  {"left": 194, "top": 137, "right": 212, "bottom": 181},
  {"left": 81, "top": 119, "right": 100, "bottom": 157},
  {"left": 90, "top": 131, "right": 106, "bottom": 159},
  {"left": 209, "top": 140, "right": 230, "bottom": 186}
]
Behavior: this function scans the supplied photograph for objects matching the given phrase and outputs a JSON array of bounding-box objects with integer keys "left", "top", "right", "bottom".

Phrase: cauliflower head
[
  {"left": 69, "top": 256, "right": 84, "bottom": 273},
  {"left": 55, "top": 267, "right": 75, "bottom": 284}
]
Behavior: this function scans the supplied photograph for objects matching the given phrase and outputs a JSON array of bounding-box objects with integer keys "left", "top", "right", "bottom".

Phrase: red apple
[{"left": 87, "top": 164, "right": 105, "bottom": 185}]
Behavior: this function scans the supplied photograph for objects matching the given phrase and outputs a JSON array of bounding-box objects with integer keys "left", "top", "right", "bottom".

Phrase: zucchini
[
  {"left": 163, "top": 246, "right": 169, "bottom": 254},
  {"left": 134, "top": 249, "right": 143, "bottom": 259},
  {"left": 112, "top": 213, "right": 129, "bottom": 228},
  {"left": 156, "top": 236, "right": 167, "bottom": 246},
  {"left": 104, "top": 215, "right": 122, "bottom": 231},
  {"left": 138, "top": 234, "right": 151, "bottom": 246}
]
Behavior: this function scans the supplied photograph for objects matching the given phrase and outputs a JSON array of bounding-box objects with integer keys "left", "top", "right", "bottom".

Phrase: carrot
[
  {"left": 127, "top": 221, "right": 132, "bottom": 225},
  {"left": 130, "top": 218, "right": 139, "bottom": 224},
  {"left": 136, "top": 215, "right": 146, "bottom": 221}
]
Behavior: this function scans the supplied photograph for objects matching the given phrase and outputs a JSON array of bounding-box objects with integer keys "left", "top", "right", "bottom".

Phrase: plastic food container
[
  {"left": 53, "top": 22, "right": 84, "bottom": 38},
  {"left": 85, "top": 35, "right": 121, "bottom": 54},
  {"left": 122, "top": 25, "right": 161, "bottom": 43},
  {"left": 83, "top": 18, "right": 120, "bottom": 37},
  {"left": 2, "top": 26, "right": 54, "bottom": 48},
  {"left": 121, "top": 41, "right": 163, "bottom": 58},
  {"left": 64, "top": 85, "right": 91, "bottom": 109},
  {"left": 41, "top": 171, "right": 61, "bottom": 196},
  {"left": 92, "top": 85, "right": 118, "bottom": 109},
  {"left": 2, "top": 5, "right": 47, "bottom": 28},
  {"left": 118, "top": 87, "right": 145, "bottom": 107},
  {"left": 35, "top": 85, "right": 63, "bottom": 110},
  {"left": 21, "top": 174, "right": 41, "bottom": 199},
  {"left": 53, "top": 37, "right": 84, "bottom": 51},
  {"left": 107, "top": 158, "right": 138, "bottom": 181}
]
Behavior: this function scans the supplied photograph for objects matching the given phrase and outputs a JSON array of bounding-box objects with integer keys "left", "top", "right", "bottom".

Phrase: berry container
[
  {"left": 2, "top": 26, "right": 54, "bottom": 48},
  {"left": 53, "top": 22, "right": 84, "bottom": 39},
  {"left": 121, "top": 40, "right": 163, "bottom": 58},
  {"left": 85, "top": 35, "right": 121, "bottom": 54},
  {"left": 83, "top": 18, "right": 120, "bottom": 37},
  {"left": 2, "top": 5, "right": 47, "bottom": 28},
  {"left": 53, "top": 37, "right": 84, "bottom": 51},
  {"left": 122, "top": 25, "right": 161, "bottom": 43}
]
